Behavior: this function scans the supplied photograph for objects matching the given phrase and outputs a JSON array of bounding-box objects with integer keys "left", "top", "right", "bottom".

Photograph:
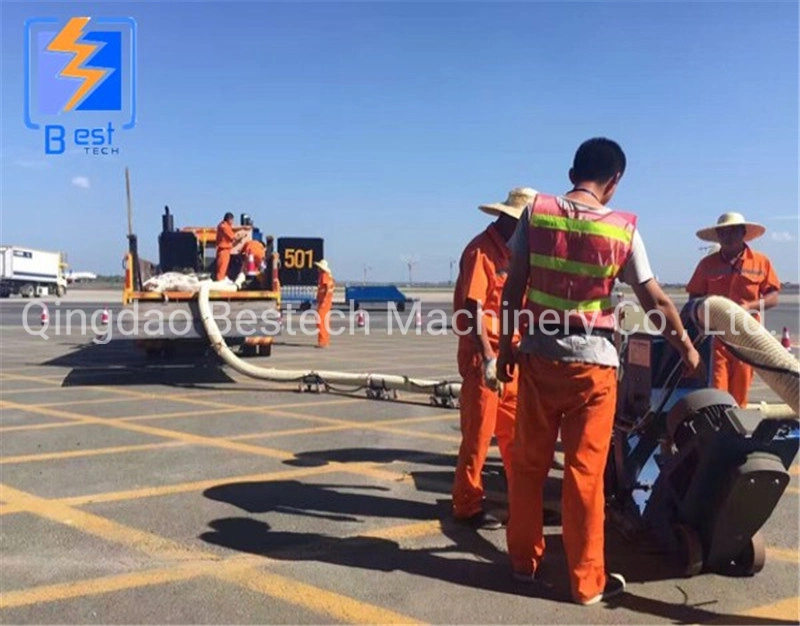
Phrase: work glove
[{"left": 483, "top": 357, "right": 501, "bottom": 393}]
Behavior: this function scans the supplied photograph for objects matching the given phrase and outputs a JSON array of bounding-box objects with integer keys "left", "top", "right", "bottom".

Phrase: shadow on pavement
[
  {"left": 200, "top": 472, "right": 784, "bottom": 622},
  {"left": 41, "top": 339, "right": 236, "bottom": 386}
]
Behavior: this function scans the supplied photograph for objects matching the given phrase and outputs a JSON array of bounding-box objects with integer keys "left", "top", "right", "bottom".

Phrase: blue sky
[{"left": 1, "top": 1, "right": 798, "bottom": 283}]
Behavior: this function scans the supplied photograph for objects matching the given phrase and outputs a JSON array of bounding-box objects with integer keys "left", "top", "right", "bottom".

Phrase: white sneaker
[{"left": 577, "top": 573, "right": 626, "bottom": 606}]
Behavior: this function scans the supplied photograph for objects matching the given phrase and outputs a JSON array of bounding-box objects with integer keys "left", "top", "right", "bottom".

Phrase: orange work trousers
[
  {"left": 452, "top": 350, "right": 517, "bottom": 519},
  {"left": 216, "top": 249, "right": 231, "bottom": 281},
  {"left": 711, "top": 339, "right": 753, "bottom": 408},
  {"left": 506, "top": 353, "right": 617, "bottom": 604},
  {"left": 317, "top": 302, "right": 332, "bottom": 347}
]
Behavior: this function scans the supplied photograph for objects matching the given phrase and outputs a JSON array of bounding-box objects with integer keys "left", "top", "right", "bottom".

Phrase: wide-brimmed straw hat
[
  {"left": 696, "top": 212, "right": 766, "bottom": 243},
  {"left": 478, "top": 187, "right": 538, "bottom": 220},
  {"left": 314, "top": 259, "right": 331, "bottom": 274}
]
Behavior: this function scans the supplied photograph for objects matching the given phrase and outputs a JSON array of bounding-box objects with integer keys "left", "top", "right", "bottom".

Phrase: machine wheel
[
  {"left": 733, "top": 531, "right": 766, "bottom": 575},
  {"left": 19, "top": 283, "right": 35, "bottom": 298},
  {"left": 675, "top": 523, "right": 704, "bottom": 577},
  {"left": 396, "top": 301, "right": 406, "bottom": 312},
  {"left": 56, "top": 284, "right": 66, "bottom": 297}
]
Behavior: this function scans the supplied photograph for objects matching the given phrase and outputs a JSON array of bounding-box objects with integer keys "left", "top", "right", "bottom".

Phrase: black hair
[
  {"left": 224, "top": 212, "right": 234, "bottom": 221},
  {"left": 572, "top": 138, "right": 626, "bottom": 184}
]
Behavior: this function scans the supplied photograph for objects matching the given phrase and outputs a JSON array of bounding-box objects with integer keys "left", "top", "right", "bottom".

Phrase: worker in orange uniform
[
  {"left": 497, "top": 138, "right": 702, "bottom": 605},
  {"left": 687, "top": 213, "right": 780, "bottom": 407},
  {"left": 314, "top": 259, "right": 335, "bottom": 348},
  {"left": 451, "top": 187, "right": 537, "bottom": 530},
  {"left": 215, "top": 212, "right": 246, "bottom": 280}
]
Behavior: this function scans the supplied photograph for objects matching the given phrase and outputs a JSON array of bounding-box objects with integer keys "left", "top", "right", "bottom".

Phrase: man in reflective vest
[
  {"left": 687, "top": 213, "right": 781, "bottom": 407},
  {"left": 497, "top": 138, "right": 702, "bottom": 606},
  {"left": 451, "top": 187, "right": 536, "bottom": 529}
]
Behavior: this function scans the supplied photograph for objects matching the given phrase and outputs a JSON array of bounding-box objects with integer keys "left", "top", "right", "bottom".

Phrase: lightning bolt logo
[{"left": 46, "top": 17, "right": 109, "bottom": 112}]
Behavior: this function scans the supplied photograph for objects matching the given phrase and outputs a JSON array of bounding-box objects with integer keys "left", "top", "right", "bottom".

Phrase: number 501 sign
[{"left": 277, "top": 237, "right": 324, "bottom": 286}]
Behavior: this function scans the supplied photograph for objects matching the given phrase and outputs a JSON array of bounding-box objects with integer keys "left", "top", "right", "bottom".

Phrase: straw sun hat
[
  {"left": 478, "top": 187, "right": 538, "bottom": 219},
  {"left": 314, "top": 259, "right": 331, "bottom": 274},
  {"left": 695, "top": 212, "right": 766, "bottom": 243}
]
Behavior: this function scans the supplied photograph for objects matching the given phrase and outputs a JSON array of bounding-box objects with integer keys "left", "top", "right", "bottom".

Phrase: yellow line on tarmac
[
  {"left": 0, "top": 397, "right": 360, "bottom": 434},
  {"left": 0, "top": 559, "right": 240, "bottom": 610},
  {"left": 218, "top": 567, "right": 423, "bottom": 625},
  {"left": 0, "top": 421, "right": 81, "bottom": 434},
  {"left": 766, "top": 546, "right": 800, "bottom": 563},
  {"left": 0, "top": 400, "right": 295, "bottom": 462},
  {"left": 0, "top": 411, "right": 455, "bottom": 468},
  {"left": 0, "top": 484, "right": 206, "bottom": 562},
  {"left": 0, "top": 400, "right": 404, "bottom": 487},
  {"left": 736, "top": 596, "right": 800, "bottom": 622},
  {"left": 0, "top": 442, "right": 182, "bottom": 465},
  {"left": 58, "top": 464, "right": 343, "bottom": 507},
  {"left": 789, "top": 464, "right": 799, "bottom": 476},
  {"left": 785, "top": 486, "right": 799, "bottom": 495},
  {"left": 0, "top": 484, "right": 429, "bottom": 623}
]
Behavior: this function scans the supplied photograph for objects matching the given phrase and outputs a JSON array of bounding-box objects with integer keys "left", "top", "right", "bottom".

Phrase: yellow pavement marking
[
  {"left": 218, "top": 567, "right": 423, "bottom": 625},
  {"left": 0, "top": 482, "right": 428, "bottom": 623},
  {"left": 0, "top": 420, "right": 84, "bottom": 434},
  {"left": 0, "top": 400, "right": 294, "bottom": 462},
  {"left": 0, "top": 397, "right": 361, "bottom": 434},
  {"left": 0, "top": 558, "right": 246, "bottom": 610},
  {"left": 0, "top": 413, "right": 454, "bottom": 468},
  {"left": 0, "top": 484, "right": 206, "bottom": 562},
  {"left": 736, "top": 596, "right": 800, "bottom": 622},
  {"left": 786, "top": 486, "right": 799, "bottom": 495},
  {"left": 0, "top": 400, "right": 404, "bottom": 486},
  {"left": 57, "top": 464, "right": 342, "bottom": 508},
  {"left": 766, "top": 546, "right": 800, "bottom": 563},
  {"left": 0, "top": 442, "right": 182, "bottom": 465},
  {"left": 789, "top": 464, "right": 799, "bottom": 476}
]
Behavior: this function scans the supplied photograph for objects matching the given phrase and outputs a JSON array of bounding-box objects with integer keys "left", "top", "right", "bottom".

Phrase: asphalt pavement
[{"left": 0, "top": 293, "right": 798, "bottom": 624}]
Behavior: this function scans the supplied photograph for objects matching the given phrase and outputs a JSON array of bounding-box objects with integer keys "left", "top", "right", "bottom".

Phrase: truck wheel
[
  {"left": 396, "top": 301, "right": 406, "bottom": 312},
  {"left": 733, "top": 531, "right": 766, "bottom": 575},
  {"left": 674, "top": 523, "right": 704, "bottom": 577},
  {"left": 20, "top": 284, "right": 35, "bottom": 298},
  {"left": 56, "top": 285, "right": 66, "bottom": 297}
]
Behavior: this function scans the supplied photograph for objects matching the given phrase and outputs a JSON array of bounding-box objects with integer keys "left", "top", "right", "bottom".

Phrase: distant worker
[
  {"left": 215, "top": 212, "right": 246, "bottom": 280},
  {"left": 241, "top": 236, "right": 267, "bottom": 271},
  {"left": 315, "top": 259, "right": 335, "bottom": 348},
  {"left": 497, "top": 138, "right": 701, "bottom": 605},
  {"left": 451, "top": 187, "right": 537, "bottom": 530},
  {"left": 687, "top": 213, "right": 781, "bottom": 407}
]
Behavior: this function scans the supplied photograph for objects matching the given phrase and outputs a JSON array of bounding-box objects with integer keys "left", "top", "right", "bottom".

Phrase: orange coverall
[
  {"left": 451, "top": 224, "right": 519, "bottom": 520},
  {"left": 687, "top": 245, "right": 780, "bottom": 407},
  {"left": 215, "top": 220, "right": 236, "bottom": 280},
  {"left": 241, "top": 240, "right": 266, "bottom": 269},
  {"left": 507, "top": 354, "right": 617, "bottom": 603},
  {"left": 316, "top": 271, "right": 335, "bottom": 348}
]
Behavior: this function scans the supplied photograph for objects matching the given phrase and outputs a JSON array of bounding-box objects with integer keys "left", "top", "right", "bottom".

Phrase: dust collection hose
[
  {"left": 196, "top": 281, "right": 461, "bottom": 401},
  {"left": 690, "top": 295, "right": 799, "bottom": 416}
]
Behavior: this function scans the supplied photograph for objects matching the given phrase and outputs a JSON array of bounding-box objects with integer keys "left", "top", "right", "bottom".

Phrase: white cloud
[
  {"left": 71, "top": 176, "right": 91, "bottom": 189},
  {"left": 770, "top": 231, "right": 796, "bottom": 242}
]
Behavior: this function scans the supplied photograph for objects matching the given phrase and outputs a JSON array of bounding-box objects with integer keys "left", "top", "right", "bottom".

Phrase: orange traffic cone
[
  {"left": 245, "top": 253, "right": 258, "bottom": 277},
  {"left": 41, "top": 306, "right": 48, "bottom": 326},
  {"left": 781, "top": 327, "right": 792, "bottom": 352},
  {"left": 356, "top": 309, "right": 365, "bottom": 328}
]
